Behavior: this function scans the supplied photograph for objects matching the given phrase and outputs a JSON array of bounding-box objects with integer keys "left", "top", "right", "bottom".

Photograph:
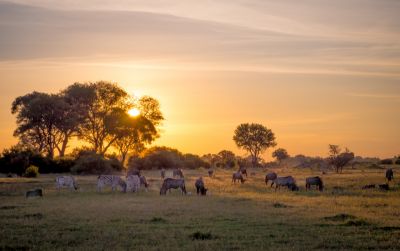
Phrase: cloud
[
  {"left": 346, "top": 93, "right": 400, "bottom": 100},
  {"left": 0, "top": 1, "right": 399, "bottom": 78}
]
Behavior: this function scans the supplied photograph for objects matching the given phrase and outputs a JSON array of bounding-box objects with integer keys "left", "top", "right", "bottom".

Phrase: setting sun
[{"left": 128, "top": 108, "right": 140, "bottom": 117}]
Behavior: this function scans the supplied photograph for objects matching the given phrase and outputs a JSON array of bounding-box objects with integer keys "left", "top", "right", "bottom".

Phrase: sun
[{"left": 128, "top": 108, "right": 140, "bottom": 117}]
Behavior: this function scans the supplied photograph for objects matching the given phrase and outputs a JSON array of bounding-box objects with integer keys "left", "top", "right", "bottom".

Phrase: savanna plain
[{"left": 1, "top": 167, "right": 400, "bottom": 251}]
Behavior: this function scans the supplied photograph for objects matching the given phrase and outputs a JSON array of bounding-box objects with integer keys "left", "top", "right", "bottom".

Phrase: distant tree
[
  {"left": 217, "top": 150, "right": 236, "bottom": 168},
  {"left": 201, "top": 153, "right": 221, "bottom": 168},
  {"left": 328, "top": 145, "right": 354, "bottom": 173},
  {"left": 233, "top": 123, "right": 276, "bottom": 168},
  {"left": 272, "top": 148, "right": 289, "bottom": 163}
]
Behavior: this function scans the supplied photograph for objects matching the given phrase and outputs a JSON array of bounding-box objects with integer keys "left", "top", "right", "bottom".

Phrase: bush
[
  {"left": 380, "top": 159, "right": 393, "bottom": 165},
  {"left": 71, "top": 153, "right": 120, "bottom": 174},
  {"left": 24, "top": 165, "right": 39, "bottom": 178},
  {"left": 395, "top": 159, "right": 400, "bottom": 165}
]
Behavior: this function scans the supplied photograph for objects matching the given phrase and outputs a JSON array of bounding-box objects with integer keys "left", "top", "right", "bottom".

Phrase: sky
[{"left": 0, "top": 0, "right": 399, "bottom": 159}]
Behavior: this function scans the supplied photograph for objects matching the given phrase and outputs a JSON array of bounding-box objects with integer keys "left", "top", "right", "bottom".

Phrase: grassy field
[{"left": 1, "top": 166, "right": 400, "bottom": 250}]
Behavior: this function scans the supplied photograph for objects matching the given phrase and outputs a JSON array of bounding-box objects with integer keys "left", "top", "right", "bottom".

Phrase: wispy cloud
[{"left": 346, "top": 93, "right": 400, "bottom": 100}]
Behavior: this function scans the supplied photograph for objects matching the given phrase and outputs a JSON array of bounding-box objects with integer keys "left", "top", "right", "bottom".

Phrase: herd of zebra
[{"left": 50, "top": 167, "right": 395, "bottom": 197}]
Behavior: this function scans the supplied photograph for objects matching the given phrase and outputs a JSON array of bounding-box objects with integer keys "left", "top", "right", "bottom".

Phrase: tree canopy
[{"left": 233, "top": 123, "right": 276, "bottom": 167}]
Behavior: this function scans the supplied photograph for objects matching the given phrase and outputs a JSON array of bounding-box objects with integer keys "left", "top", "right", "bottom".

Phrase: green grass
[{"left": 1, "top": 167, "right": 400, "bottom": 250}]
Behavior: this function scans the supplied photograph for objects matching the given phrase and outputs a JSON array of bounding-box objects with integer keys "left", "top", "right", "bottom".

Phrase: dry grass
[{"left": 1, "top": 166, "right": 400, "bottom": 250}]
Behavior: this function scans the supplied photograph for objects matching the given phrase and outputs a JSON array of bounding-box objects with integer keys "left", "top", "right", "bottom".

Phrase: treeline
[{"left": 11, "top": 81, "right": 163, "bottom": 162}]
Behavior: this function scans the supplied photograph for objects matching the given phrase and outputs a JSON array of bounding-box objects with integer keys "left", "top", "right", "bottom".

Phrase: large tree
[
  {"left": 113, "top": 96, "right": 164, "bottom": 166},
  {"left": 75, "top": 81, "right": 130, "bottom": 155},
  {"left": 233, "top": 123, "right": 276, "bottom": 167},
  {"left": 11, "top": 92, "right": 78, "bottom": 158}
]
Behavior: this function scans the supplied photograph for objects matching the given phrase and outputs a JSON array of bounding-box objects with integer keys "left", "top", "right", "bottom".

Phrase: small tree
[
  {"left": 328, "top": 145, "right": 354, "bottom": 173},
  {"left": 233, "top": 123, "right": 276, "bottom": 168},
  {"left": 272, "top": 148, "right": 289, "bottom": 163}
]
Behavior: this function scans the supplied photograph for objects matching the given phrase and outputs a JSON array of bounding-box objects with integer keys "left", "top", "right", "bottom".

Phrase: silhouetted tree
[
  {"left": 328, "top": 145, "right": 354, "bottom": 173},
  {"left": 272, "top": 148, "right": 289, "bottom": 163},
  {"left": 11, "top": 92, "right": 73, "bottom": 158},
  {"left": 76, "top": 81, "right": 130, "bottom": 155},
  {"left": 113, "top": 113, "right": 157, "bottom": 166},
  {"left": 233, "top": 123, "right": 276, "bottom": 168},
  {"left": 217, "top": 150, "right": 236, "bottom": 168}
]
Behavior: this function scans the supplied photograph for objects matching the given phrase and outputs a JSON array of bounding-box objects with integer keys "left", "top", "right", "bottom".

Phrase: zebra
[
  {"left": 97, "top": 175, "right": 127, "bottom": 193},
  {"left": 126, "top": 175, "right": 141, "bottom": 192},
  {"left": 55, "top": 176, "right": 78, "bottom": 191}
]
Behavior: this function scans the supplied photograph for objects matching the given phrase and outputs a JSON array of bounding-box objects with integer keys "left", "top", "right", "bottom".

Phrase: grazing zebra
[
  {"left": 97, "top": 175, "right": 127, "bottom": 193},
  {"left": 126, "top": 175, "right": 141, "bottom": 192},
  {"left": 55, "top": 176, "right": 78, "bottom": 191},
  {"left": 208, "top": 169, "right": 214, "bottom": 178}
]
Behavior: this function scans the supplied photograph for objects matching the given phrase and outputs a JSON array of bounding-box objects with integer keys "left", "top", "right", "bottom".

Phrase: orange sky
[{"left": 0, "top": 1, "right": 399, "bottom": 159}]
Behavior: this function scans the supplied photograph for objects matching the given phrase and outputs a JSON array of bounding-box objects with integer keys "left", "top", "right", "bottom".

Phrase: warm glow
[{"left": 128, "top": 108, "right": 140, "bottom": 117}]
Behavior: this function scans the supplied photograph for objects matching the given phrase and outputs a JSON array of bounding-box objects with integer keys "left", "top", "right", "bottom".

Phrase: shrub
[
  {"left": 71, "top": 153, "right": 118, "bottom": 174},
  {"left": 380, "top": 159, "right": 393, "bottom": 165},
  {"left": 24, "top": 165, "right": 39, "bottom": 178},
  {"left": 395, "top": 159, "right": 400, "bottom": 165}
]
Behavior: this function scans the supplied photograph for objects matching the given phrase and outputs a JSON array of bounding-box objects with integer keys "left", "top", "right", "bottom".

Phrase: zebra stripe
[{"left": 97, "top": 175, "right": 126, "bottom": 192}]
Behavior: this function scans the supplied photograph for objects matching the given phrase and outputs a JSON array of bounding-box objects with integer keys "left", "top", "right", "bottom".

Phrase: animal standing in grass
[
  {"left": 173, "top": 169, "right": 184, "bottom": 179},
  {"left": 265, "top": 172, "right": 277, "bottom": 187},
  {"left": 274, "top": 176, "right": 299, "bottom": 191},
  {"left": 195, "top": 177, "right": 208, "bottom": 195},
  {"left": 97, "top": 175, "right": 127, "bottom": 193},
  {"left": 305, "top": 176, "right": 324, "bottom": 191},
  {"left": 55, "top": 176, "right": 78, "bottom": 191},
  {"left": 386, "top": 168, "right": 394, "bottom": 182},
  {"left": 232, "top": 172, "right": 246, "bottom": 184},
  {"left": 126, "top": 175, "right": 141, "bottom": 192},
  {"left": 160, "top": 178, "right": 186, "bottom": 195},
  {"left": 208, "top": 169, "right": 214, "bottom": 178}
]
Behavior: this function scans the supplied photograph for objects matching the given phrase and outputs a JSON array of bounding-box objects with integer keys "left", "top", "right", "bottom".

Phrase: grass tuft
[
  {"left": 323, "top": 213, "right": 356, "bottom": 222},
  {"left": 189, "top": 231, "right": 215, "bottom": 240},
  {"left": 149, "top": 217, "right": 167, "bottom": 223}
]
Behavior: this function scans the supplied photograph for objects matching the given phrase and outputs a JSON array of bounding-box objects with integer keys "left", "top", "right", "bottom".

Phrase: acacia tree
[
  {"left": 113, "top": 96, "right": 164, "bottom": 166},
  {"left": 328, "top": 144, "right": 354, "bottom": 173},
  {"left": 75, "top": 81, "right": 130, "bottom": 155},
  {"left": 233, "top": 123, "right": 276, "bottom": 168},
  {"left": 113, "top": 112, "right": 158, "bottom": 166},
  {"left": 272, "top": 148, "right": 289, "bottom": 163},
  {"left": 11, "top": 92, "right": 78, "bottom": 158}
]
